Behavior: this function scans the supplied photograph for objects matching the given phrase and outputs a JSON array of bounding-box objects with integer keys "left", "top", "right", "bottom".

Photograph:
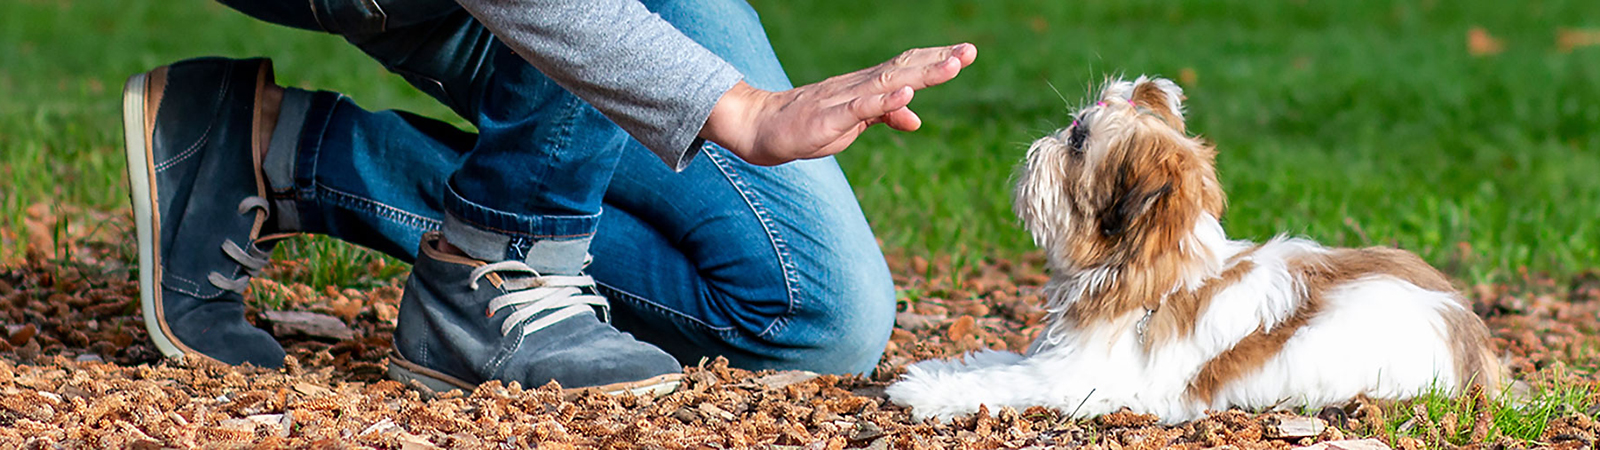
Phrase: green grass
[
  {"left": 2, "top": 0, "right": 1597, "bottom": 287},
  {"left": 756, "top": 0, "right": 1600, "bottom": 282},
  {"left": 1375, "top": 383, "right": 1594, "bottom": 446}
]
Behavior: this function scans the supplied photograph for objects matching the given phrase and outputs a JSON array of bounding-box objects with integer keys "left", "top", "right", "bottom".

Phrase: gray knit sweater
[{"left": 454, "top": 0, "right": 746, "bottom": 171}]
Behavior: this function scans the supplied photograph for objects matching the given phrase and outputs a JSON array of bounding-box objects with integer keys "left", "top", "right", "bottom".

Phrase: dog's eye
[{"left": 1067, "top": 122, "right": 1088, "bottom": 155}]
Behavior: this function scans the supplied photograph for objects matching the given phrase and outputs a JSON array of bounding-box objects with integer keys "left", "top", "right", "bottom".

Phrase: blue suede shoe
[
  {"left": 388, "top": 232, "right": 683, "bottom": 396},
  {"left": 122, "top": 57, "right": 290, "bottom": 367}
]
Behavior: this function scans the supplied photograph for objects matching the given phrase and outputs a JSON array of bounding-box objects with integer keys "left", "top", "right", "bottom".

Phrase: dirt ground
[{"left": 4, "top": 224, "right": 1600, "bottom": 448}]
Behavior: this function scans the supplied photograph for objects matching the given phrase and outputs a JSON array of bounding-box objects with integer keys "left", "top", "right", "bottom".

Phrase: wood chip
[
  {"left": 294, "top": 381, "right": 335, "bottom": 398},
  {"left": 849, "top": 385, "right": 887, "bottom": 399},
  {"left": 848, "top": 421, "right": 885, "bottom": 442},
  {"left": 742, "top": 371, "right": 820, "bottom": 390},
  {"left": 398, "top": 432, "right": 444, "bottom": 450},
  {"left": 247, "top": 413, "right": 292, "bottom": 437},
  {"left": 360, "top": 418, "right": 399, "bottom": 436},
  {"left": 5, "top": 323, "right": 36, "bottom": 346},
  {"left": 1294, "top": 438, "right": 1393, "bottom": 450},
  {"left": 895, "top": 311, "right": 946, "bottom": 331},
  {"left": 697, "top": 402, "right": 735, "bottom": 421},
  {"left": 262, "top": 310, "right": 354, "bottom": 341},
  {"left": 947, "top": 315, "right": 976, "bottom": 341},
  {"left": 1265, "top": 416, "right": 1327, "bottom": 439}
]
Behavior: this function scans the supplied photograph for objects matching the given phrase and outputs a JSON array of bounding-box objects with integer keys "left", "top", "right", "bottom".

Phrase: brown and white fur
[{"left": 885, "top": 76, "right": 1501, "bottom": 423}]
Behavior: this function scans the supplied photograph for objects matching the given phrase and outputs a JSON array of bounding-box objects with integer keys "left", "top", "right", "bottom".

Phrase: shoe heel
[
  {"left": 123, "top": 72, "right": 184, "bottom": 361},
  {"left": 387, "top": 353, "right": 476, "bottom": 399}
]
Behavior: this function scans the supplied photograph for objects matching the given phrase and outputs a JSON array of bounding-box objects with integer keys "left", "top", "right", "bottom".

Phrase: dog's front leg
[{"left": 886, "top": 348, "right": 1123, "bottom": 421}]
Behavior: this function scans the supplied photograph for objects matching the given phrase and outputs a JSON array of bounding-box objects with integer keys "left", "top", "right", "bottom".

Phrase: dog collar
[{"left": 1135, "top": 307, "right": 1154, "bottom": 346}]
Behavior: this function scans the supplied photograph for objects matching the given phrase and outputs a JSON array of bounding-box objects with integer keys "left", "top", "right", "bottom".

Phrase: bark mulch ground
[{"left": 3, "top": 221, "right": 1600, "bottom": 448}]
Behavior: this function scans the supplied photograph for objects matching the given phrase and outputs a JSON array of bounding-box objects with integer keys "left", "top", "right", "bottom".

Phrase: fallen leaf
[
  {"left": 1468, "top": 27, "right": 1504, "bottom": 56},
  {"left": 1558, "top": 28, "right": 1600, "bottom": 53},
  {"left": 1029, "top": 16, "right": 1048, "bottom": 33}
]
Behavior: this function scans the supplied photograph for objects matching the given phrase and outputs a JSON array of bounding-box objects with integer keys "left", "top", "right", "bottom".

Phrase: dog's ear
[
  {"left": 1097, "top": 120, "right": 1225, "bottom": 238},
  {"left": 1096, "top": 125, "right": 1227, "bottom": 251},
  {"left": 1100, "top": 170, "right": 1170, "bottom": 238},
  {"left": 1098, "top": 152, "right": 1178, "bottom": 238},
  {"left": 1130, "top": 77, "right": 1187, "bottom": 133}
]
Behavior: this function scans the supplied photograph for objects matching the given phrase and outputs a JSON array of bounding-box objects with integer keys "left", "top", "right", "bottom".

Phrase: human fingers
[
  {"left": 882, "top": 43, "right": 977, "bottom": 71},
  {"left": 880, "top": 107, "right": 922, "bottom": 132},
  {"left": 801, "top": 44, "right": 974, "bottom": 103},
  {"left": 815, "top": 86, "right": 914, "bottom": 136},
  {"left": 865, "top": 47, "right": 976, "bottom": 96}
]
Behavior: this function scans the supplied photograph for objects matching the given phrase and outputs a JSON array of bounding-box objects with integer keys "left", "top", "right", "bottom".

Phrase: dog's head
[{"left": 1015, "top": 76, "right": 1226, "bottom": 271}]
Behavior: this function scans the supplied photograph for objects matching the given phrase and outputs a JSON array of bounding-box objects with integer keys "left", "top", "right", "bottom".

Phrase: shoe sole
[
  {"left": 387, "top": 352, "right": 684, "bottom": 398},
  {"left": 123, "top": 70, "right": 194, "bottom": 362}
]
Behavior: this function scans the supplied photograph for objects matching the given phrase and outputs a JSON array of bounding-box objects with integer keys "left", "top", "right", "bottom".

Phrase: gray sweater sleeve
[{"left": 453, "top": 0, "right": 745, "bottom": 170}]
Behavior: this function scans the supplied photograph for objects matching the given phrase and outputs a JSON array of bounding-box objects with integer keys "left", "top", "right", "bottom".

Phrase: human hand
[{"left": 700, "top": 43, "right": 977, "bottom": 166}]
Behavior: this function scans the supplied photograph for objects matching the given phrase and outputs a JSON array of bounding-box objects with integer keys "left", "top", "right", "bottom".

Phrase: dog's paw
[
  {"left": 885, "top": 370, "right": 970, "bottom": 421},
  {"left": 886, "top": 350, "right": 1028, "bottom": 421}
]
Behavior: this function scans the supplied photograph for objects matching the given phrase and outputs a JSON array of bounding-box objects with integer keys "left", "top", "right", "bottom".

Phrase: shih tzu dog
[{"left": 886, "top": 76, "right": 1502, "bottom": 423}]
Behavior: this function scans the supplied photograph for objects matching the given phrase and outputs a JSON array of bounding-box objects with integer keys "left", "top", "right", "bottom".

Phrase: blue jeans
[{"left": 219, "top": 0, "right": 895, "bottom": 374}]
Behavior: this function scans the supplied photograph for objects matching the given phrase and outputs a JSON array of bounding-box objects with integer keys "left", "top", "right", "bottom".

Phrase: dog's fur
[{"left": 885, "top": 76, "right": 1502, "bottom": 423}]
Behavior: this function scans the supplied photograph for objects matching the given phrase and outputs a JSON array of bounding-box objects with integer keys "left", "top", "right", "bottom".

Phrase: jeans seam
[
  {"left": 703, "top": 145, "right": 801, "bottom": 339},
  {"left": 595, "top": 281, "right": 738, "bottom": 337},
  {"left": 313, "top": 181, "right": 442, "bottom": 233},
  {"left": 296, "top": 93, "right": 335, "bottom": 200}
]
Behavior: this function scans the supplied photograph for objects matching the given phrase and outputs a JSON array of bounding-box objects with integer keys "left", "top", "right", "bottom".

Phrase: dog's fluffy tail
[{"left": 1442, "top": 298, "right": 1505, "bottom": 395}]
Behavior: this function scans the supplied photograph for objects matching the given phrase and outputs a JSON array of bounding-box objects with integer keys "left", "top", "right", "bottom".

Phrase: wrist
[{"left": 700, "top": 80, "right": 766, "bottom": 155}]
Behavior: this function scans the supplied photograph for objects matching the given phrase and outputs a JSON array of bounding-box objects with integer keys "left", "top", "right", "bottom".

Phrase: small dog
[{"left": 886, "top": 76, "right": 1502, "bottom": 423}]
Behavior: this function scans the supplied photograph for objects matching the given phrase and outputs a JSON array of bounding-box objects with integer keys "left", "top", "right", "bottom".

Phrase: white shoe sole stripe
[{"left": 123, "top": 72, "right": 186, "bottom": 361}]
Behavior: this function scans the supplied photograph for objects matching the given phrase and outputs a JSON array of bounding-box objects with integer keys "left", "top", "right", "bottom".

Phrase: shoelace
[
  {"left": 208, "top": 196, "right": 288, "bottom": 293},
  {"left": 468, "top": 259, "right": 610, "bottom": 337}
]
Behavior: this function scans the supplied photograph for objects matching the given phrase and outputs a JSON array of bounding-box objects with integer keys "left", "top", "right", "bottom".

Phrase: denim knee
[
  {"left": 788, "top": 264, "right": 897, "bottom": 375},
  {"left": 747, "top": 233, "right": 896, "bottom": 375}
]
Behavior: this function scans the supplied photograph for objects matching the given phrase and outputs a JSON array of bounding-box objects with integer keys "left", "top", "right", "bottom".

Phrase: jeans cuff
[
  {"left": 284, "top": 90, "right": 345, "bottom": 235},
  {"left": 263, "top": 87, "right": 316, "bottom": 232},
  {"left": 442, "top": 181, "right": 598, "bottom": 272}
]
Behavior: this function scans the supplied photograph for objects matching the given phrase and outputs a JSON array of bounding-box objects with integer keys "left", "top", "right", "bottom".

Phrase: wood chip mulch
[{"left": 3, "top": 213, "right": 1600, "bottom": 448}]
